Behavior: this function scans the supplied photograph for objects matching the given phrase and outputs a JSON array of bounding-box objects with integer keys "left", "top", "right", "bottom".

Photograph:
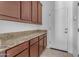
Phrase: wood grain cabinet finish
[
  {"left": 0, "top": 33, "right": 47, "bottom": 57},
  {"left": 6, "top": 41, "right": 29, "bottom": 57},
  {"left": 21, "top": 1, "right": 32, "bottom": 21},
  {"left": 30, "top": 37, "right": 38, "bottom": 45},
  {"left": 38, "top": 2, "right": 42, "bottom": 24},
  {"left": 0, "top": 1, "right": 42, "bottom": 24},
  {"left": 44, "top": 36, "right": 47, "bottom": 49},
  {"left": 30, "top": 37, "right": 38, "bottom": 57},
  {"left": 39, "top": 39, "right": 44, "bottom": 55},
  {"left": 30, "top": 42, "right": 38, "bottom": 57},
  {"left": 39, "top": 35, "right": 44, "bottom": 40},
  {"left": 31, "top": 1, "right": 38, "bottom": 24},
  {"left": 0, "top": 1, "right": 20, "bottom": 19},
  {"left": 16, "top": 49, "right": 29, "bottom": 57}
]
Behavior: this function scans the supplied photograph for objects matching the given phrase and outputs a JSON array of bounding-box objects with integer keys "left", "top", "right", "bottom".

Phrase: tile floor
[{"left": 40, "top": 48, "right": 73, "bottom": 57}]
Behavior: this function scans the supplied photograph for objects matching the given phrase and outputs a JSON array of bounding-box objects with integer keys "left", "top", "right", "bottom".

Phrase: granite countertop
[{"left": 0, "top": 30, "right": 47, "bottom": 52}]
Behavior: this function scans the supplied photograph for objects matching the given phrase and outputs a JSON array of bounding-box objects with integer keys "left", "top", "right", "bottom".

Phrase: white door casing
[{"left": 73, "top": 1, "right": 78, "bottom": 57}]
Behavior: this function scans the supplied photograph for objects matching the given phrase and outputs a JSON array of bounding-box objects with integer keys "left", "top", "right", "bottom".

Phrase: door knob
[
  {"left": 65, "top": 28, "right": 68, "bottom": 30},
  {"left": 78, "top": 28, "right": 79, "bottom": 32}
]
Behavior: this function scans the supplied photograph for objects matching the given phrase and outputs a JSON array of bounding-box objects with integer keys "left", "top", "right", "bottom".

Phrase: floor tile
[{"left": 40, "top": 48, "right": 73, "bottom": 57}]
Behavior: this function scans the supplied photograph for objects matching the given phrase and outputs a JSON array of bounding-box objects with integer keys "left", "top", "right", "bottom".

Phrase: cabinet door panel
[
  {"left": 0, "top": 1, "right": 20, "bottom": 18},
  {"left": 6, "top": 41, "right": 29, "bottom": 57},
  {"left": 21, "top": 1, "right": 31, "bottom": 21},
  {"left": 32, "top": 1, "right": 38, "bottom": 24},
  {"left": 30, "top": 42, "right": 38, "bottom": 57},
  {"left": 16, "top": 49, "right": 29, "bottom": 57},
  {"left": 39, "top": 39, "right": 43, "bottom": 55},
  {"left": 44, "top": 37, "right": 47, "bottom": 49},
  {"left": 38, "top": 2, "right": 42, "bottom": 24}
]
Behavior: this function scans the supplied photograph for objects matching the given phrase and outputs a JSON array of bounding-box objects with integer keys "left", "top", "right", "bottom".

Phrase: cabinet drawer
[
  {"left": 39, "top": 34, "right": 44, "bottom": 40},
  {"left": 30, "top": 37, "right": 38, "bottom": 45},
  {"left": 16, "top": 49, "right": 29, "bottom": 57},
  {"left": 44, "top": 34, "right": 47, "bottom": 37},
  {"left": 6, "top": 41, "right": 29, "bottom": 57}
]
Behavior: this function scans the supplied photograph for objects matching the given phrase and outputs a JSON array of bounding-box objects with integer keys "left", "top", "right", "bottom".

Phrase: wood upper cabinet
[
  {"left": 0, "top": 33, "right": 47, "bottom": 57},
  {"left": 21, "top": 1, "right": 32, "bottom": 21},
  {"left": 0, "top": 1, "right": 42, "bottom": 24},
  {"left": 0, "top": 1, "right": 20, "bottom": 19},
  {"left": 31, "top": 1, "right": 38, "bottom": 24},
  {"left": 38, "top": 2, "right": 42, "bottom": 24}
]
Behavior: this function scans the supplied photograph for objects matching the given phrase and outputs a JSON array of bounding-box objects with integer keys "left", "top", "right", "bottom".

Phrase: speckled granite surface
[{"left": 0, "top": 30, "right": 47, "bottom": 52}]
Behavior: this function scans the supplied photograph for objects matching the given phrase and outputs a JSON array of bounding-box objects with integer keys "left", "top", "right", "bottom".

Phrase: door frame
[{"left": 72, "top": 1, "right": 78, "bottom": 57}]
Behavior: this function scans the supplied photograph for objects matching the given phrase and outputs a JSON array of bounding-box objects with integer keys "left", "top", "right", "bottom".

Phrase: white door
[{"left": 51, "top": 7, "right": 68, "bottom": 51}]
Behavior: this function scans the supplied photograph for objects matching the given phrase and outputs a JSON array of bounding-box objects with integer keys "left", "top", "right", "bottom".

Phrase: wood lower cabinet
[
  {"left": 16, "top": 49, "right": 29, "bottom": 57},
  {"left": 44, "top": 35, "right": 47, "bottom": 49},
  {"left": 30, "top": 37, "right": 38, "bottom": 45},
  {"left": 0, "top": 33, "right": 47, "bottom": 57},
  {"left": 38, "top": 33, "right": 47, "bottom": 56},
  {"left": 30, "top": 37, "right": 38, "bottom": 57},
  {"left": 39, "top": 39, "right": 44, "bottom": 55},
  {"left": 30, "top": 42, "right": 38, "bottom": 57},
  {"left": 6, "top": 41, "right": 29, "bottom": 57}
]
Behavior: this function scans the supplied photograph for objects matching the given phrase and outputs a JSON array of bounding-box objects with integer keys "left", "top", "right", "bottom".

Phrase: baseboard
[{"left": 50, "top": 48, "right": 67, "bottom": 52}]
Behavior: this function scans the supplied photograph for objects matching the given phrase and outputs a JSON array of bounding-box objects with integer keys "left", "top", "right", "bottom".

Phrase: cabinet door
[
  {"left": 21, "top": 1, "right": 31, "bottom": 21},
  {"left": 32, "top": 1, "right": 38, "bottom": 24},
  {"left": 6, "top": 41, "right": 29, "bottom": 57},
  {"left": 30, "top": 42, "right": 38, "bottom": 57},
  {"left": 0, "top": 1, "right": 20, "bottom": 19},
  {"left": 44, "top": 36, "right": 47, "bottom": 49},
  {"left": 39, "top": 39, "right": 44, "bottom": 55},
  {"left": 16, "top": 49, "right": 29, "bottom": 57},
  {"left": 38, "top": 2, "right": 42, "bottom": 24}
]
